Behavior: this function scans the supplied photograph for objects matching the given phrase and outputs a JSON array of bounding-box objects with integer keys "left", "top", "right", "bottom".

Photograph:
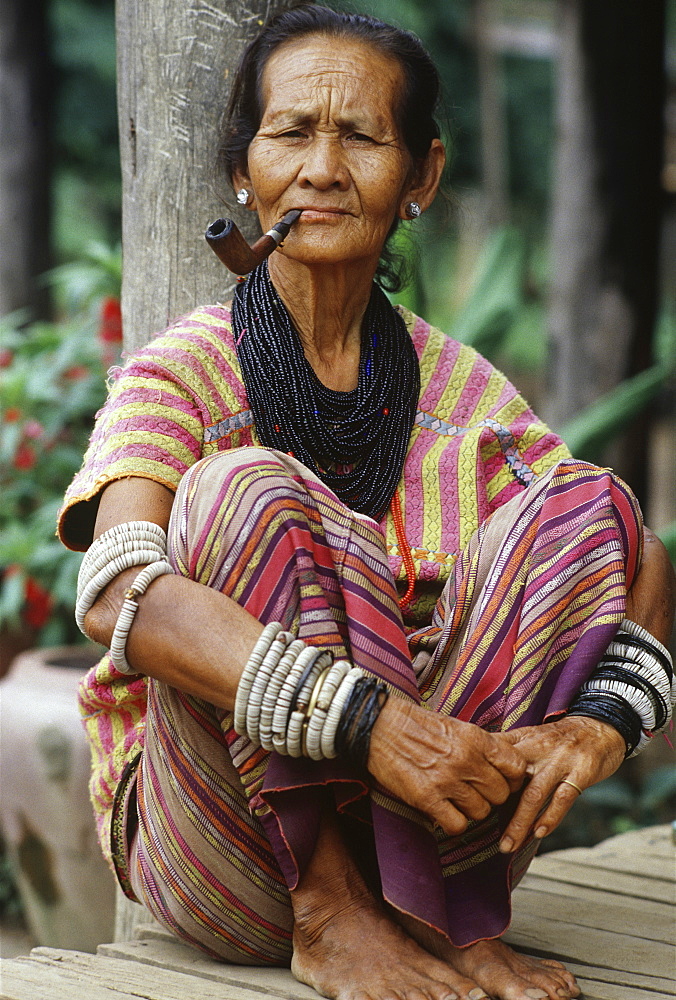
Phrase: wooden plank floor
[{"left": 1, "top": 824, "right": 673, "bottom": 1000}]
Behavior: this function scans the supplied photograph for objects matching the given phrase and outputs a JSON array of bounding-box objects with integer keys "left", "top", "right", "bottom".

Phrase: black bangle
[
  {"left": 335, "top": 676, "right": 389, "bottom": 771},
  {"left": 349, "top": 681, "right": 389, "bottom": 771},
  {"left": 584, "top": 664, "right": 668, "bottom": 730},
  {"left": 334, "top": 681, "right": 367, "bottom": 758},
  {"left": 567, "top": 691, "right": 642, "bottom": 757}
]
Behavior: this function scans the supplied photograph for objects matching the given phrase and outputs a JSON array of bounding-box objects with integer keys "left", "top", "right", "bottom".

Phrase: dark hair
[{"left": 218, "top": 2, "right": 443, "bottom": 291}]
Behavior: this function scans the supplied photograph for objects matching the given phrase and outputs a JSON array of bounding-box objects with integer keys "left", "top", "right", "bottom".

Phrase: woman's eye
[
  {"left": 280, "top": 129, "right": 306, "bottom": 138},
  {"left": 347, "top": 133, "right": 374, "bottom": 143}
]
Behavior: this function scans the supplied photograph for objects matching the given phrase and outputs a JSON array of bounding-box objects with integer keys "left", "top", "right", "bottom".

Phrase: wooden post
[
  {"left": 546, "top": 0, "right": 665, "bottom": 497},
  {"left": 117, "top": 0, "right": 292, "bottom": 353},
  {"left": 113, "top": 0, "right": 291, "bottom": 939}
]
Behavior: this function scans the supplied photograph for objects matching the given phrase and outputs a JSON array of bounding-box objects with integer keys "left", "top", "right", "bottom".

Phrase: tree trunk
[
  {"left": 474, "top": 0, "right": 509, "bottom": 228},
  {"left": 117, "top": 0, "right": 291, "bottom": 352},
  {"left": 546, "top": 0, "right": 665, "bottom": 499},
  {"left": 0, "top": 0, "right": 51, "bottom": 319}
]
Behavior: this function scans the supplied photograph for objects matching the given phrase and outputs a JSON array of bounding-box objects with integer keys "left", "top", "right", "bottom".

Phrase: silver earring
[
  {"left": 236, "top": 188, "right": 251, "bottom": 205},
  {"left": 405, "top": 201, "right": 422, "bottom": 219}
]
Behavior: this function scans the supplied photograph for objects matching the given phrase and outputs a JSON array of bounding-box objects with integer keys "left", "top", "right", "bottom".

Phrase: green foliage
[
  {"left": 390, "top": 218, "right": 548, "bottom": 375},
  {"left": 540, "top": 762, "right": 676, "bottom": 854},
  {"left": 50, "top": 0, "right": 120, "bottom": 257},
  {"left": 559, "top": 366, "right": 671, "bottom": 463},
  {"left": 446, "top": 227, "right": 525, "bottom": 355},
  {"left": 559, "top": 304, "right": 675, "bottom": 462},
  {"left": 0, "top": 245, "right": 121, "bottom": 645}
]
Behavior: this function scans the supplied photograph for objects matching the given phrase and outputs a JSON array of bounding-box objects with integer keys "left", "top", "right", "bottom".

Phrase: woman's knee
[
  {"left": 169, "top": 448, "right": 304, "bottom": 574},
  {"left": 177, "top": 447, "right": 292, "bottom": 500}
]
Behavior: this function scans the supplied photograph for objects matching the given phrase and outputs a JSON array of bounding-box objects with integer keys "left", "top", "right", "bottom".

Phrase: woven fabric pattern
[{"left": 121, "top": 451, "right": 641, "bottom": 956}]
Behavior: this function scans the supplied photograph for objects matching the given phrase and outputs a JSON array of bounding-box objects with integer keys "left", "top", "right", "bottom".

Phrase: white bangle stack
[
  {"left": 109, "top": 560, "right": 174, "bottom": 674},
  {"left": 573, "top": 617, "right": 674, "bottom": 757},
  {"left": 76, "top": 520, "right": 173, "bottom": 675},
  {"left": 233, "top": 622, "right": 365, "bottom": 760},
  {"left": 620, "top": 619, "right": 675, "bottom": 704}
]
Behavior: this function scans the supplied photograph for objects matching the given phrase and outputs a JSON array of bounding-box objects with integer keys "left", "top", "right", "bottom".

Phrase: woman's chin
[{"left": 275, "top": 243, "right": 381, "bottom": 273}]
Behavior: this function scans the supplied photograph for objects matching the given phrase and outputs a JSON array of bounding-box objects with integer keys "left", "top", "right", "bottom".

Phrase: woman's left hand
[{"left": 496, "top": 715, "right": 626, "bottom": 854}]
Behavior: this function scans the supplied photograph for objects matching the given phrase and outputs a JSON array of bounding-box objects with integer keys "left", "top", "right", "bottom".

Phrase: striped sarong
[{"left": 124, "top": 449, "right": 641, "bottom": 961}]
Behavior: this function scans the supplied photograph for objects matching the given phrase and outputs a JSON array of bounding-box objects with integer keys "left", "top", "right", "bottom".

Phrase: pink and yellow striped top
[{"left": 59, "top": 302, "right": 568, "bottom": 613}]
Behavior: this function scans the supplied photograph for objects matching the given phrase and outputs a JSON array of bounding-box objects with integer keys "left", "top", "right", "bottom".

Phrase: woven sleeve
[{"left": 57, "top": 305, "right": 242, "bottom": 551}]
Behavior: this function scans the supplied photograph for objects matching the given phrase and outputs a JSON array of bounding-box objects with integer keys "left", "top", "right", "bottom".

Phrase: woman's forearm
[
  {"left": 85, "top": 566, "right": 263, "bottom": 709},
  {"left": 82, "top": 475, "right": 264, "bottom": 709},
  {"left": 625, "top": 527, "right": 675, "bottom": 646}
]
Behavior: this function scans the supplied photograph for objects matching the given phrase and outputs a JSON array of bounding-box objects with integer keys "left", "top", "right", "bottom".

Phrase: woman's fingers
[
  {"left": 529, "top": 779, "right": 584, "bottom": 840},
  {"left": 483, "top": 736, "right": 529, "bottom": 792},
  {"left": 428, "top": 798, "right": 471, "bottom": 836},
  {"left": 368, "top": 700, "right": 528, "bottom": 826},
  {"left": 445, "top": 781, "right": 494, "bottom": 822},
  {"left": 499, "top": 772, "right": 580, "bottom": 853},
  {"left": 497, "top": 717, "right": 628, "bottom": 852}
]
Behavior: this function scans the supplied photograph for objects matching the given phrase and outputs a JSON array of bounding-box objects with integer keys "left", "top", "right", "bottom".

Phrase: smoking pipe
[{"left": 205, "top": 209, "right": 302, "bottom": 275}]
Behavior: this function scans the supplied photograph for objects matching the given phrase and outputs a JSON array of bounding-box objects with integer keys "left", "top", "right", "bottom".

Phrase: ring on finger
[{"left": 560, "top": 778, "right": 583, "bottom": 795}]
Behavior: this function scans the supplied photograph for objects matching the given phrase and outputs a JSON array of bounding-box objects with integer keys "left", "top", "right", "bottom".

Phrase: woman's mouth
[{"left": 293, "top": 208, "right": 349, "bottom": 221}]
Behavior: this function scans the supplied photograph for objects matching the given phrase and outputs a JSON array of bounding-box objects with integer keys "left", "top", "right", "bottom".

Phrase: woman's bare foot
[
  {"left": 292, "top": 891, "right": 479, "bottom": 1000},
  {"left": 289, "top": 810, "right": 578, "bottom": 1000},
  {"left": 396, "top": 912, "right": 580, "bottom": 1000},
  {"left": 290, "top": 813, "right": 481, "bottom": 1000},
  {"left": 447, "top": 939, "right": 580, "bottom": 1000}
]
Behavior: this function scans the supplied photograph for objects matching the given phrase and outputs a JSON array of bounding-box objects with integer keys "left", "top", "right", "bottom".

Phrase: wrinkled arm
[
  {"left": 83, "top": 476, "right": 265, "bottom": 709},
  {"left": 498, "top": 527, "right": 675, "bottom": 853},
  {"left": 625, "top": 526, "right": 675, "bottom": 645}
]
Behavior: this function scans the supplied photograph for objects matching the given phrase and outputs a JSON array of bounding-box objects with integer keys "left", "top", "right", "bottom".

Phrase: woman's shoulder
[
  {"left": 397, "top": 306, "right": 507, "bottom": 412},
  {"left": 119, "top": 303, "right": 242, "bottom": 394},
  {"left": 134, "top": 303, "right": 234, "bottom": 359}
]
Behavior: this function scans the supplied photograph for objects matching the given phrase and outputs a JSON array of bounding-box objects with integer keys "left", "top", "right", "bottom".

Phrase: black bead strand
[{"left": 232, "top": 262, "right": 420, "bottom": 522}]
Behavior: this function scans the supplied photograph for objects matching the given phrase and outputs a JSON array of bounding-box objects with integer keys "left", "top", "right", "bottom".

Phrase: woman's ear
[
  {"left": 232, "top": 167, "right": 257, "bottom": 211},
  {"left": 398, "top": 139, "right": 446, "bottom": 219}
]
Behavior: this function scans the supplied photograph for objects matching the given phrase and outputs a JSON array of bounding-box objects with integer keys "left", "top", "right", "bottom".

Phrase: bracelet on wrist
[{"left": 233, "top": 624, "right": 387, "bottom": 763}]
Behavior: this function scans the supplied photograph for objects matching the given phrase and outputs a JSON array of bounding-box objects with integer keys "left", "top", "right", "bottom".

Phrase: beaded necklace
[{"left": 233, "top": 261, "right": 420, "bottom": 522}]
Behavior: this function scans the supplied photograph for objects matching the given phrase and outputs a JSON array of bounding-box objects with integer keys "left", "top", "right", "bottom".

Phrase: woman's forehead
[{"left": 259, "top": 34, "right": 404, "bottom": 130}]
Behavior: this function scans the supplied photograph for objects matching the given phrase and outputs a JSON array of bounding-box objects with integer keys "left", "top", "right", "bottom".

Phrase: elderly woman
[{"left": 59, "top": 6, "right": 674, "bottom": 1000}]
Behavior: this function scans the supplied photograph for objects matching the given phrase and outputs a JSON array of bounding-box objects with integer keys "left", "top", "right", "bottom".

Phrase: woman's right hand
[{"left": 367, "top": 696, "right": 527, "bottom": 835}]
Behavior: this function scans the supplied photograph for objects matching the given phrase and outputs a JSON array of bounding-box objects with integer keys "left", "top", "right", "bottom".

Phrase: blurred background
[{"left": 1, "top": 0, "right": 674, "bottom": 952}]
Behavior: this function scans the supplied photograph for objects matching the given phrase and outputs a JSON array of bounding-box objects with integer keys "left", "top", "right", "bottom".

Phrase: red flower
[
  {"left": 23, "top": 577, "right": 52, "bottom": 629},
  {"left": 4, "top": 406, "right": 21, "bottom": 422},
  {"left": 63, "top": 364, "right": 90, "bottom": 380},
  {"left": 0, "top": 349, "right": 12, "bottom": 368},
  {"left": 99, "top": 297, "right": 122, "bottom": 344},
  {"left": 14, "top": 442, "right": 36, "bottom": 469}
]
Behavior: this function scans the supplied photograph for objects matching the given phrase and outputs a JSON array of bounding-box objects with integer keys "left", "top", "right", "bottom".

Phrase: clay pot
[{"left": 0, "top": 645, "right": 116, "bottom": 951}]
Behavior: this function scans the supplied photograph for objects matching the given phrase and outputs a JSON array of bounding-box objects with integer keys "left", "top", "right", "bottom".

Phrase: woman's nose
[{"left": 297, "top": 136, "right": 349, "bottom": 190}]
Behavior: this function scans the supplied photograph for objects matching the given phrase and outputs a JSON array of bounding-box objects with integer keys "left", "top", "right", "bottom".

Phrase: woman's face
[{"left": 234, "top": 34, "right": 437, "bottom": 270}]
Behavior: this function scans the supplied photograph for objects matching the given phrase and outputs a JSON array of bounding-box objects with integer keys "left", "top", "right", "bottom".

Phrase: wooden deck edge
[{"left": 0, "top": 825, "right": 671, "bottom": 1000}]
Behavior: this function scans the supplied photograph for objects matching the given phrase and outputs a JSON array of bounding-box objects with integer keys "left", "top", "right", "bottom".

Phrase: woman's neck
[{"left": 268, "top": 256, "right": 377, "bottom": 392}]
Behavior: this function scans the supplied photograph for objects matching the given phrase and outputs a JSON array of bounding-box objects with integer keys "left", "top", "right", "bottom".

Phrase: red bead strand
[{"left": 390, "top": 490, "right": 416, "bottom": 609}]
